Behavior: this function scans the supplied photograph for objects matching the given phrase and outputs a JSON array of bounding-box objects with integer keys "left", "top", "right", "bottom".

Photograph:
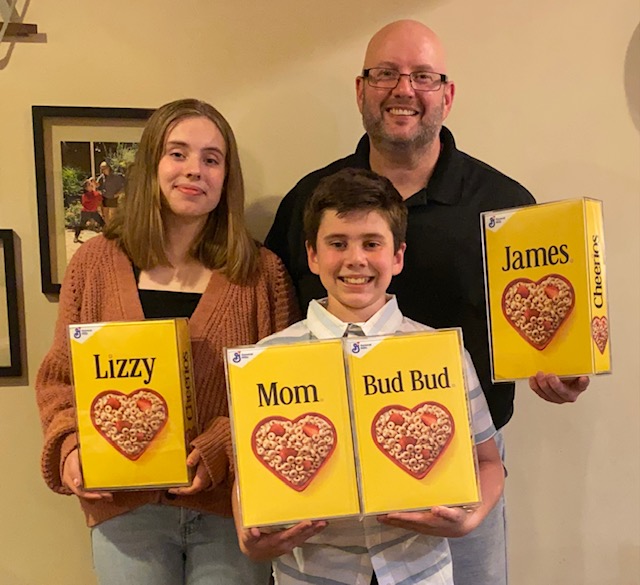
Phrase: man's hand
[{"left": 529, "top": 372, "right": 590, "bottom": 404}]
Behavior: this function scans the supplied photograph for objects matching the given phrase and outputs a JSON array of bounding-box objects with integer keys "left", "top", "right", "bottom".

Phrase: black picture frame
[
  {"left": 32, "top": 106, "right": 153, "bottom": 295},
  {"left": 0, "top": 230, "right": 21, "bottom": 377}
]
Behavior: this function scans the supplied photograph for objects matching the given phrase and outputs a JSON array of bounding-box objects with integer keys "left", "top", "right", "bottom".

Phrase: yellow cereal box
[
  {"left": 482, "top": 198, "right": 611, "bottom": 380},
  {"left": 225, "top": 340, "right": 359, "bottom": 527},
  {"left": 68, "top": 319, "right": 197, "bottom": 490},
  {"left": 344, "top": 330, "right": 481, "bottom": 515}
]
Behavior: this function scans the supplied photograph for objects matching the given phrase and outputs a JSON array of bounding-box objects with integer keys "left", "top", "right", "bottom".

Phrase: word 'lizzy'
[{"left": 94, "top": 354, "right": 156, "bottom": 385}]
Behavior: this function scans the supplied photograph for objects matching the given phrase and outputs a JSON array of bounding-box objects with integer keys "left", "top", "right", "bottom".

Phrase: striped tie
[{"left": 344, "top": 323, "right": 365, "bottom": 337}]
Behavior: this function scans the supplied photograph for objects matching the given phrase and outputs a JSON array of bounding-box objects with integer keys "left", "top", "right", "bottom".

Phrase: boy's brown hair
[{"left": 303, "top": 168, "right": 407, "bottom": 251}]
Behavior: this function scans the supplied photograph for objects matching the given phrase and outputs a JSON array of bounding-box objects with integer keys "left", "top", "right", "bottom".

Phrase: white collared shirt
[{"left": 258, "top": 296, "right": 495, "bottom": 585}]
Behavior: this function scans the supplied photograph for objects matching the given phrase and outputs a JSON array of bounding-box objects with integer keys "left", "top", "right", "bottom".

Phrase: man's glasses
[{"left": 363, "top": 68, "right": 448, "bottom": 92}]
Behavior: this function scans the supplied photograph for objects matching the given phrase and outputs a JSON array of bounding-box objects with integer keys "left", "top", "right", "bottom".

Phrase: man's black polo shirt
[{"left": 265, "top": 127, "right": 535, "bottom": 430}]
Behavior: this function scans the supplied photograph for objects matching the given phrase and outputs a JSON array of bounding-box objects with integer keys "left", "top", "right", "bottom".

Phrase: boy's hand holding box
[{"left": 68, "top": 319, "right": 197, "bottom": 490}]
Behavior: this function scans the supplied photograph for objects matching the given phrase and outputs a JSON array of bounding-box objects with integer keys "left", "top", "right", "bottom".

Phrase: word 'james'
[{"left": 501, "top": 244, "right": 569, "bottom": 271}]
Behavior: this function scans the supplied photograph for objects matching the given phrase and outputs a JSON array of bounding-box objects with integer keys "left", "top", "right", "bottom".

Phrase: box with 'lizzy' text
[
  {"left": 482, "top": 198, "right": 611, "bottom": 380},
  {"left": 69, "top": 319, "right": 197, "bottom": 490}
]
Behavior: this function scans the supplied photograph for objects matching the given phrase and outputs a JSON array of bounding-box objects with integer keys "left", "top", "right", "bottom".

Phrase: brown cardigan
[{"left": 36, "top": 236, "right": 299, "bottom": 527}]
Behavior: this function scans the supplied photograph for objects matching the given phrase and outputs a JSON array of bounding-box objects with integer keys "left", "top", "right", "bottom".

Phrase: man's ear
[
  {"left": 356, "top": 75, "right": 365, "bottom": 114},
  {"left": 441, "top": 80, "right": 455, "bottom": 121},
  {"left": 306, "top": 241, "right": 320, "bottom": 275},
  {"left": 392, "top": 242, "right": 406, "bottom": 276}
]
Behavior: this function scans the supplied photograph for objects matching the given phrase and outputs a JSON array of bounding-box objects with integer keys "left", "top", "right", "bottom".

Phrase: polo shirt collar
[
  {"left": 353, "top": 126, "right": 464, "bottom": 206},
  {"left": 306, "top": 295, "right": 404, "bottom": 340}
]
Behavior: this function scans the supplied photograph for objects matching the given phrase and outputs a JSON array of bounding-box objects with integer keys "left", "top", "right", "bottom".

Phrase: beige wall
[{"left": 1, "top": 1, "right": 638, "bottom": 583}]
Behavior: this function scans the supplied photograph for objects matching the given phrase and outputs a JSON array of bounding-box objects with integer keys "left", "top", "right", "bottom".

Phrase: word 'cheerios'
[
  {"left": 501, "top": 274, "right": 575, "bottom": 350},
  {"left": 372, "top": 402, "right": 454, "bottom": 479},
  {"left": 251, "top": 413, "right": 336, "bottom": 491},
  {"left": 90, "top": 389, "right": 168, "bottom": 460}
]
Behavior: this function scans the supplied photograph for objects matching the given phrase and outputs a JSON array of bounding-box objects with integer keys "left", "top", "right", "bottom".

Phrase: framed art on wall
[
  {"left": 0, "top": 230, "right": 21, "bottom": 377},
  {"left": 32, "top": 105, "right": 153, "bottom": 294}
]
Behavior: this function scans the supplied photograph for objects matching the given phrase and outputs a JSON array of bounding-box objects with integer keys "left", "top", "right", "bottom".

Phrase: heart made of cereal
[
  {"left": 371, "top": 402, "right": 454, "bottom": 480},
  {"left": 591, "top": 316, "right": 609, "bottom": 354},
  {"left": 251, "top": 413, "right": 337, "bottom": 492},
  {"left": 501, "top": 274, "right": 575, "bottom": 350},
  {"left": 90, "top": 389, "right": 168, "bottom": 461}
]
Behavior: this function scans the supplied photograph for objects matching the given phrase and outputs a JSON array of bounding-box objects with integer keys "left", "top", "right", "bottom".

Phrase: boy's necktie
[{"left": 344, "top": 323, "right": 365, "bottom": 337}]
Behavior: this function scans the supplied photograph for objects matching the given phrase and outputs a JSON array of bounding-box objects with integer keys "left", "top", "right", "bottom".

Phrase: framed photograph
[
  {"left": 32, "top": 106, "right": 154, "bottom": 294},
  {"left": 0, "top": 230, "right": 21, "bottom": 377}
]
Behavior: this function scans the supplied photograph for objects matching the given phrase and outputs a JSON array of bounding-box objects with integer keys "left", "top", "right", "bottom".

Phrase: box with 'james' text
[
  {"left": 69, "top": 319, "right": 197, "bottom": 490},
  {"left": 482, "top": 198, "right": 611, "bottom": 380}
]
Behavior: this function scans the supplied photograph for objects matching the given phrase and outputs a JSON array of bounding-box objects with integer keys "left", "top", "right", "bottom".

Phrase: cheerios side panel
[{"left": 585, "top": 199, "right": 611, "bottom": 373}]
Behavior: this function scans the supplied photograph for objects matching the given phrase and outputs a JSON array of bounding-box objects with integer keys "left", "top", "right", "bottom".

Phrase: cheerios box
[
  {"left": 225, "top": 339, "right": 360, "bottom": 527},
  {"left": 68, "top": 319, "right": 197, "bottom": 490},
  {"left": 344, "top": 329, "right": 481, "bottom": 515},
  {"left": 482, "top": 198, "right": 611, "bottom": 381}
]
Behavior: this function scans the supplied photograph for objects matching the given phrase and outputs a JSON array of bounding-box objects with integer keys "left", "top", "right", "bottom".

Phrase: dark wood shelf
[{"left": 0, "top": 22, "right": 38, "bottom": 37}]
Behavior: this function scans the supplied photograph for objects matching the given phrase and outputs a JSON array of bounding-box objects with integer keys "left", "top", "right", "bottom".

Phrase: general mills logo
[
  {"left": 351, "top": 342, "right": 360, "bottom": 354},
  {"left": 488, "top": 216, "right": 496, "bottom": 228},
  {"left": 232, "top": 351, "right": 242, "bottom": 363},
  {"left": 73, "top": 327, "right": 82, "bottom": 339}
]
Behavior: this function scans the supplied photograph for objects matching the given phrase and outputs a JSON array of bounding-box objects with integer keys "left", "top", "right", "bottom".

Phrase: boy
[{"left": 234, "top": 168, "right": 505, "bottom": 585}]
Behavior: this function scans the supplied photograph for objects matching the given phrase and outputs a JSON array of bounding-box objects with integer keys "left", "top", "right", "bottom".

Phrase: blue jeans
[
  {"left": 448, "top": 430, "right": 508, "bottom": 585},
  {"left": 91, "top": 504, "right": 271, "bottom": 585}
]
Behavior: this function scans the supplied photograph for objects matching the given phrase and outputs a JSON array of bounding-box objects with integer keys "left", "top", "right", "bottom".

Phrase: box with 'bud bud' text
[{"left": 344, "top": 329, "right": 481, "bottom": 515}]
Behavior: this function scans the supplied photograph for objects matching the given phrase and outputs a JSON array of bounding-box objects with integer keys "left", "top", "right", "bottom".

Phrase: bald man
[{"left": 266, "top": 20, "right": 588, "bottom": 585}]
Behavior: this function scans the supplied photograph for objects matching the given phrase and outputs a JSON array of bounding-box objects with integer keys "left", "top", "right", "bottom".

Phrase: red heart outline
[
  {"left": 501, "top": 274, "right": 576, "bottom": 350},
  {"left": 591, "top": 316, "right": 609, "bottom": 354},
  {"left": 90, "top": 388, "right": 168, "bottom": 461},
  {"left": 251, "top": 413, "right": 337, "bottom": 492},
  {"left": 371, "top": 401, "right": 455, "bottom": 480}
]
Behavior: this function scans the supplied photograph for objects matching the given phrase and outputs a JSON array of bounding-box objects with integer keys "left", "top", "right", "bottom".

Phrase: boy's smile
[{"left": 307, "top": 209, "right": 405, "bottom": 323}]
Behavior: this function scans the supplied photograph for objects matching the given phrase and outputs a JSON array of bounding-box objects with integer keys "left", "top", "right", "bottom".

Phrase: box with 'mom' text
[
  {"left": 69, "top": 319, "right": 197, "bottom": 490},
  {"left": 482, "top": 198, "right": 610, "bottom": 380},
  {"left": 225, "top": 340, "right": 360, "bottom": 528},
  {"left": 344, "top": 329, "right": 481, "bottom": 515}
]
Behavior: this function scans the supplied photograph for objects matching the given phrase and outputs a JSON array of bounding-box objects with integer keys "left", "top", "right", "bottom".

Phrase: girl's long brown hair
[{"left": 104, "top": 99, "right": 259, "bottom": 284}]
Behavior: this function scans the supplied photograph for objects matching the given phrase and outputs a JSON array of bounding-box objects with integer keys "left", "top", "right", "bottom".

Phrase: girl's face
[{"left": 157, "top": 116, "right": 227, "bottom": 224}]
